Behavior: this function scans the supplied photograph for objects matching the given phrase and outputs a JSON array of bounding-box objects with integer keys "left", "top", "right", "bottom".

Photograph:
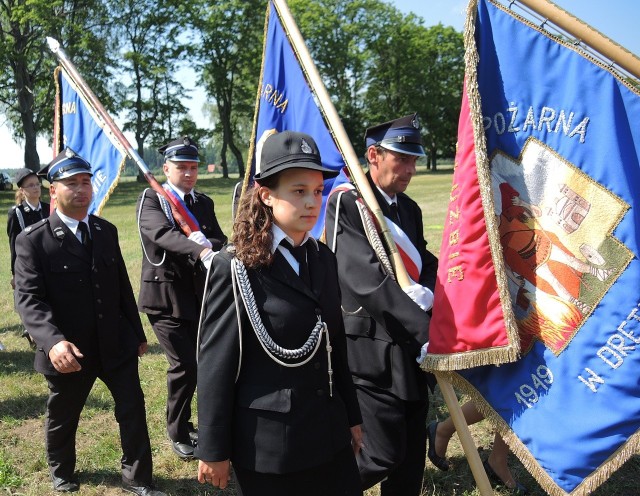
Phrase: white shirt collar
[
  {"left": 56, "top": 210, "right": 90, "bottom": 237},
  {"left": 270, "top": 224, "right": 317, "bottom": 255},
  {"left": 167, "top": 180, "right": 194, "bottom": 201},
  {"left": 375, "top": 185, "right": 397, "bottom": 205},
  {"left": 25, "top": 200, "right": 41, "bottom": 211}
]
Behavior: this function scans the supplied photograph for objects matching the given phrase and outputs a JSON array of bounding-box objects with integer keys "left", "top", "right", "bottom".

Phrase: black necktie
[
  {"left": 389, "top": 202, "right": 401, "bottom": 228},
  {"left": 281, "top": 239, "right": 311, "bottom": 287},
  {"left": 78, "top": 222, "right": 92, "bottom": 252},
  {"left": 185, "top": 194, "right": 194, "bottom": 211}
]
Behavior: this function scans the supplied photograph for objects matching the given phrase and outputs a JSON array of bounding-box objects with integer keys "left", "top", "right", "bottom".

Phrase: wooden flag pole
[
  {"left": 46, "top": 37, "right": 194, "bottom": 236},
  {"left": 272, "top": 0, "right": 410, "bottom": 287},
  {"left": 272, "top": 1, "right": 492, "bottom": 494},
  {"left": 517, "top": 0, "right": 640, "bottom": 79}
]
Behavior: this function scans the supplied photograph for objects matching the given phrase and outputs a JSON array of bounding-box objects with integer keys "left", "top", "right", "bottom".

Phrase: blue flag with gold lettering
[
  {"left": 440, "top": 1, "right": 640, "bottom": 494},
  {"left": 54, "top": 67, "right": 126, "bottom": 215},
  {"left": 245, "top": 0, "right": 344, "bottom": 237}
]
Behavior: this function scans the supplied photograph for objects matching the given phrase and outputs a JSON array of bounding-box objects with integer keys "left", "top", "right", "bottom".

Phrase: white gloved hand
[
  {"left": 200, "top": 249, "right": 216, "bottom": 270},
  {"left": 416, "top": 341, "right": 429, "bottom": 364},
  {"left": 403, "top": 283, "right": 434, "bottom": 312},
  {"left": 189, "top": 230, "right": 213, "bottom": 249}
]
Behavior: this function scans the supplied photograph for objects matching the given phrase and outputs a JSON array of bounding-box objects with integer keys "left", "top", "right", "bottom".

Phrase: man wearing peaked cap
[
  {"left": 325, "top": 113, "right": 438, "bottom": 495},
  {"left": 13, "top": 148, "right": 165, "bottom": 495},
  {"left": 136, "top": 136, "right": 227, "bottom": 460}
]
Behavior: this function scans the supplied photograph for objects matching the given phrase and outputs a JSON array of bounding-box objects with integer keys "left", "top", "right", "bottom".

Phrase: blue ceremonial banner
[
  {"left": 445, "top": 1, "right": 640, "bottom": 494},
  {"left": 245, "top": 0, "right": 345, "bottom": 237},
  {"left": 54, "top": 67, "right": 126, "bottom": 215}
]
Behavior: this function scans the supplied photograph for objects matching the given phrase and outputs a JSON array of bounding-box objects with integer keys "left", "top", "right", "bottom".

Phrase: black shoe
[
  {"left": 172, "top": 440, "right": 195, "bottom": 460},
  {"left": 122, "top": 482, "right": 167, "bottom": 496},
  {"left": 51, "top": 476, "right": 79, "bottom": 492},
  {"left": 483, "top": 458, "right": 529, "bottom": 495},
  {"left": 427, "top": 421, "right": 450, "bottom": 471},
  {"left": 188, "top": 423, "right": 198, "bottom": 444}
]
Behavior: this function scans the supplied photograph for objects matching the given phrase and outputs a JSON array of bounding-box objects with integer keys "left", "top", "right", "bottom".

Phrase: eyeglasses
[{"left": 21, "top": 183, "right": 41, "bottom": 189}]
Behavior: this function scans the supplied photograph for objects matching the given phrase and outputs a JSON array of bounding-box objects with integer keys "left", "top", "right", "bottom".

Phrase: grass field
[{"left": 0, "top": 168, "right": 638, "bottom": 495}]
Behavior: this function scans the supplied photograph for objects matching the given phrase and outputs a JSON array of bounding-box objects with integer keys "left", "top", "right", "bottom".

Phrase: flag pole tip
[{"left": 46, "top": 37, "right": 60, "bottom": 53}]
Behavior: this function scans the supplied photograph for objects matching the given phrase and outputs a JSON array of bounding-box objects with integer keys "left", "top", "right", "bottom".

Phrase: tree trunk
[
  {"left": 430, "top": 148, "right": 438, "bottom": 171},
  {"left": 219, "top": 141, "right": 229, "bottom": 179},
  {"left": 218, "top": 100, "right": 234, "bottom": 179},
  {"left": 136, "top": 135, "right": 146, "bottom": 182},
  {"left": 13, "top": 38, "right": 40, "bottom": 170},
  {"left": 228, "top": 138, "right": 244, "bottom": 179}
]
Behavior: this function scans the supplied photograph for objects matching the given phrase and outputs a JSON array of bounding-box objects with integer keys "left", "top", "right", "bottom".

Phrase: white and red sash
[{"left": 330, "top": 181, "right": 422, "bottom": 282}]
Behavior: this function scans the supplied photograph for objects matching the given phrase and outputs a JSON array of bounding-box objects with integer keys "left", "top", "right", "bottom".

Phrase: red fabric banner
[{"left": 424, "top": 82, "right": 520, "bottom": 370}]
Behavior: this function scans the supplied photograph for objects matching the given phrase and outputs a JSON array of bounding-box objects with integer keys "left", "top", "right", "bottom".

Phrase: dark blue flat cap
[
  {"left": 38, "top": 147, "right": 92, "bottom": 182},
  {"left": 365, "top": 113, "right": 425, "bottom": 157},
  {"left": 159, "top": 136, "right": 200, "bottom": 163}
]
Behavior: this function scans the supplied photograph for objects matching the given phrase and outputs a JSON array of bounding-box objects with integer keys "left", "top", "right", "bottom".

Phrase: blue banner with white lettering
[
  {"left": 246, "top": 1, "right": 345, "bottom": 237},
  {"left": 447, "top": 1, "right": 640, "bottom": 494},
  {"left": 55, "top": 67, "right": 126, "bottom": 215}
]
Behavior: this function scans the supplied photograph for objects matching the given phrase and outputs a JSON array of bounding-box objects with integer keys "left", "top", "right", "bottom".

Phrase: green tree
[
  {"left": 289, "top": 0, "right": 382, "bottom": 156},
  {"left": 192, "top": 0, "right": 264, "bottom": 179},
  {"left": 365, "top": 16, "right": 463, "bottom": 169},
  {"left": 113, "top": 0, "right": 190, "bottom": 161},
  {"left": 419, "top": 24, "right": 464, "bottom": 168},
  {"left": 0, "top": 0, "right": 115, "bottom": 170}
]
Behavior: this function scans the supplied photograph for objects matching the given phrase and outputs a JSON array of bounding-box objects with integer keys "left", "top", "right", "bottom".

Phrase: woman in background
[
  {"left": 8, "top": 168, "right": 50, "bottom": 288},
  {"left": 7, "top": 168, "right": 49, "bottom": 348}
]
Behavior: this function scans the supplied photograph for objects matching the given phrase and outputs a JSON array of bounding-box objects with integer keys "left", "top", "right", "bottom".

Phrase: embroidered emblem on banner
[{"left": 491, "top": 138, "right": 632, "bottom": 355}]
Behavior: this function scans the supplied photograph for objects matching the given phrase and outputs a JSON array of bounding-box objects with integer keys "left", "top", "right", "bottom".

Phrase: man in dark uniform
[
  {"left": 325, "top": 114, "right": 438, "bottom": 496},
  {"left": 136, "top": 136, "right": 227, "bottom": 460},
  {"left": 14, "top": 148, "right": 164, "bottom": 495}
]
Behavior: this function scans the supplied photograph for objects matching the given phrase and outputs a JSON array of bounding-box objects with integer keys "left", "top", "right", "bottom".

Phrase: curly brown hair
[{"left": 231, "top": 174, "right": 280, "bottom": 269}]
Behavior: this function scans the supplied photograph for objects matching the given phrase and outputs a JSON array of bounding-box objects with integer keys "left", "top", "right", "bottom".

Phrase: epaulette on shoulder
[
  {"left": 23, "top": 218, "right": 49, "bottom": 234},
  {"left": 224, "top": 244, "right": 236, "bottom": 254}
]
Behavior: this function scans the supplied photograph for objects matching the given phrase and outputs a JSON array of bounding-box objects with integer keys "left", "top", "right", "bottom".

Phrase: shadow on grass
[
  {"left": 0, "top": 349, "right": 37, "bottom": 375},
  {"left": 0, "top": 391, "right": 117, "bottom": 422},
  {"left": 0, "top": 392, "right": 47, "bottom": 420},
  {"left": 144, "top": 342, "right": 166, "bottom": 356},
  {"left": 1, "top": 323, "right": 24, "bottom": 334},
  {"left": 65, "top": 468, "right": 239, "bottom": 495}
]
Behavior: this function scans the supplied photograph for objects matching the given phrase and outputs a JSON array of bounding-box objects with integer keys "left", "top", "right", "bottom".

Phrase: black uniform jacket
[
  {"left": 8, "top": 201, "right": 50, "bottom": 274},
  {"left": 14, "top": 212, "right": 146, "bottom": 376},
  {"left": 196, "top": 244, "right": 362, "bottom": 474},
  {"left": 136, "top": 188, "right": 226, "bottom": 320},
  {"left": 325, "top": 173, "right": 438, "bottom": 401}
]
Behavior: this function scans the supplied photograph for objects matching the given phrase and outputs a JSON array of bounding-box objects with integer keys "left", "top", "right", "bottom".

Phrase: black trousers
[
  {"left": 233, "top": 444, "right": 362, "bottom": 496},
  {"left": 148, "top": 314, "right": 198, "bottom": 443},
  {"left": 44, "top": 356, "right": 153, "bottom": 485},
  {"left": 356, "top": 385, "right": 428, "bottom": 496}
]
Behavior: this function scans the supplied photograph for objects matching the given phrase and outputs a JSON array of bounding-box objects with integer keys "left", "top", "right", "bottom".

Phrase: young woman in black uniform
[
  {"left": 7, "top": 168, "right": 50, "bottom": 288},
  {"left": 196, "top": 131, "right": 363, "bottom": 496}
]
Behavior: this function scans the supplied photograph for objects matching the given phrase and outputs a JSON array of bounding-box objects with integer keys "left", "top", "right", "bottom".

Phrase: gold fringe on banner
[
  {"left": 441, "top": 368, "right": 640, "bottom": 496},
  {"left": 422, "top": 0, "right": 521, "bottom": 372},
  {"left": 437, "top": 3, "right": 640, "bottom": 494}
]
